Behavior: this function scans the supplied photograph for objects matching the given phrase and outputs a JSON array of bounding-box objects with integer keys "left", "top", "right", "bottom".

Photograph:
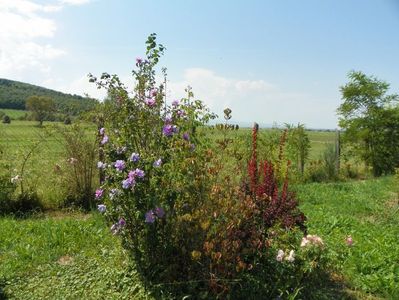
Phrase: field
[
  {"left": 0, "top": 119, "right": 336, "bottom": 207},
  {"left": 0, "top": 119, "right": 96, "bottom": 208},
  {"left": 0, "top": 109, "right": 28, "bottom": 120},
  {"left": 1, "top": 118, "right": 398, "bottom": 299}
]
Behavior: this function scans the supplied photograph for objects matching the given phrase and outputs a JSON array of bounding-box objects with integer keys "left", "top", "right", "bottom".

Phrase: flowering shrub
[
  {"left": 90, "top": 34, "right": 216, "bottom": 290},
  {"left": 91, "top": 35, "right": 328, "bottom": 298}
]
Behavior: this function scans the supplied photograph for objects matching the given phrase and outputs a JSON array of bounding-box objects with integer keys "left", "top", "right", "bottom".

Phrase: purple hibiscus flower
[
  {"left": 172, "top": 99, "right": 179, "bottom": 107},
  {"left": 145, "top": 210, "right": 155, "bottom": 223},
  {"left": 145, "top": 98, "right": 156, "bottom": 107},
  {"left": 101, "top": 135, "right": 109, "bottom": 145},
  {"left": 182, "top": 132, "right": 190, "bottom": 141},
  {"left": 153, "top": 158, "right": 162, "bottom": 167},
  {"left": 97, "top": 204, "right": 106, "bottom": 213},
  {"left": 162, "top": 124, "right": 174, "bottom": 137},
  {"left": 154, "top": 207, "right": 165, "bottom": 218},
  {"left": 114, "top": 160, "right": 125, "bottom": 172},
  {"left": 177, "top": 109, "right": 185, "bottom": 117},
  {"left": 122, "top": 178, "right": 135, "bottom": 189},
  {"left": 130, "top": 152, "right": 140, "bottom": 162},
  {"left": 133, "top": 168, "right": 145, "bottom": 179},
  {"left": 164, "top": 115, "right": 172, "bottom": 124},
  {"left": 118, "top": 218, "right": 126, "bottom": 226}
]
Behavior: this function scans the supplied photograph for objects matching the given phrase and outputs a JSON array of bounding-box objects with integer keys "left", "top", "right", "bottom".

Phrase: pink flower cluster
[
  {"left": 300, "top": 234, "right": 324, "bottom": 247},
  {"left": 346, "top": 235, "right": 354, "bottom": 246}
]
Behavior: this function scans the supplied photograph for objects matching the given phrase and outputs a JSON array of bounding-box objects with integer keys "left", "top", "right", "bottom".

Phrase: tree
[
  {"left": 2, "top": 115, "right": 11, "bottom": 124},
  {"left": 338, "top": 71, "right": 399, "bottom": 176},
  {"left": 285, "top": 123, "right": 310, "bottom": 176},
  {"left": 25, "top": 96, "right": 56, "bottom": 126}
]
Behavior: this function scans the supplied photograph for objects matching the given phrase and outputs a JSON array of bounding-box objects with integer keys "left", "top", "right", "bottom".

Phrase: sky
[{"left": 1, "top": 0, "right": 399, "bottom": 129}]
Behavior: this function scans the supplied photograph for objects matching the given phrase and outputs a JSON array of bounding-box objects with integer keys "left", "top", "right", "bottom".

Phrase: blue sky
[{"left": 1, "top": 0, "right": 398, "bottom": 128}]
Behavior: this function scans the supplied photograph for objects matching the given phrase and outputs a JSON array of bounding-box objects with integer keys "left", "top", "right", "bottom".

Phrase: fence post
[{"left": 335, "top": 129, "right": 340, "bottom": 174}]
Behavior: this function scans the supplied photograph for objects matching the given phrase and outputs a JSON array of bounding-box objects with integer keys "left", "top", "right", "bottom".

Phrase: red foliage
[
  {"left": 247, "top": 125, "right": 306, "bottom": 230},
  {"left": 203, "top": 124, "right": 306, "bottom": 295}
]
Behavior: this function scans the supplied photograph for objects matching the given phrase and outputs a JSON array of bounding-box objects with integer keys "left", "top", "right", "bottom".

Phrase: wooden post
[{"left": 335, "top": 129, "right": 340, "bottom": 174}]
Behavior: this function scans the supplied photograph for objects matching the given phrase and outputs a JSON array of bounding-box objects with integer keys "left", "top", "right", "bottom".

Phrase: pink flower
[
  {"left": 301, "top": 234, "right": 324, "bottom": 247},
  {"left": 346, "top": 235, "right": 354, "bottom": 246},
  {"left": 145, "top": 98, "right": 156, "bottom": 107},
  {"left": 95, "top": 189, "right": 103, "bottom": 199}
]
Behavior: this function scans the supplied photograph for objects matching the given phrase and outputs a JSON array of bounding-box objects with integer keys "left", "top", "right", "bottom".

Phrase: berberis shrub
[{"left": 91, "top": 34, "right": 325, "bottom": 299}]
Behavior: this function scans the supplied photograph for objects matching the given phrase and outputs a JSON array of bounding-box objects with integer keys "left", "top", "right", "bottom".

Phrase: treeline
[{"left": 0, "top": 78, "right": 98, "bottom": 115}]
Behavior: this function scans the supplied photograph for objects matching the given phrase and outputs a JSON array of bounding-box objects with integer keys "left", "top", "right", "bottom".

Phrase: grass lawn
[
  {"left": 0, "top": 212, "right": 151, "bottom": 300},
  {"left": 297, "top": 176, "right": 399, "bottom": 299},
  {"left": 1, "top": 177, "right": 398, "bottom": 299}
]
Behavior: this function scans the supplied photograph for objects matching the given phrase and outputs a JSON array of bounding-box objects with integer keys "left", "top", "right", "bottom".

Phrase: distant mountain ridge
[{"left": 0, "top": 78, "right": 98, "bottom": 115}]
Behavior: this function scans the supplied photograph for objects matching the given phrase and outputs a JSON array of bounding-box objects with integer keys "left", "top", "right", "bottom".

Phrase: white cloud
[
  {"left": 60, "top": 0, "right": 91, "bottom": 5},
  {"left": 0, "top": 0, "right": 89, "bottom": 80},
  {"left": 168, "top": 68, "right": 338, "bottom": 128},
  {"left": 57, "top": 68, "right": 338, "bottom": 128},
  {"left": 65, "top": 75, "right": 107, "bottom": 99}
]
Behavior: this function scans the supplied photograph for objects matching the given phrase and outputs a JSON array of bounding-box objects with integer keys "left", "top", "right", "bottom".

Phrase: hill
[{"left": 0, "top": 78, "right": 98, "bottom": 116}]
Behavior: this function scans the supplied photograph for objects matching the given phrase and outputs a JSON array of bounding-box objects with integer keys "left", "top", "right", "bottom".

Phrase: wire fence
[{"left": 0, "top": 122, "right": 98, "bottom": 207}]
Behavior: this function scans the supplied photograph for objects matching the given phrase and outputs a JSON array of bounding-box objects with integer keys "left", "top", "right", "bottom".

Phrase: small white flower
[
  {"left": 11, "top": 175, "right": 21, "bottom": 184},
  {"left": 67, "top": 157, "right": 78, "bottom": 164},
  {"left": 300, "top": 237, "right": 309, "bottom": 247},
  {"left": 286, "top": 250, "right": 295, "bottom": 262},
  {"left": 97, "top": 161, "right": 106, "bottom": 169},
  {"left": 276, "top": 249, "right": 285, "bottom": 262}
]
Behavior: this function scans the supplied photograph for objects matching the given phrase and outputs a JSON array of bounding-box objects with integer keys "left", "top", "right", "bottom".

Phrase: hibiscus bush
[
  {"left": 91, "top": 34, "right": 327, "bottom": 298},
  {"left": 90, "top": 33, "right": 217, "bottom": 291}
]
